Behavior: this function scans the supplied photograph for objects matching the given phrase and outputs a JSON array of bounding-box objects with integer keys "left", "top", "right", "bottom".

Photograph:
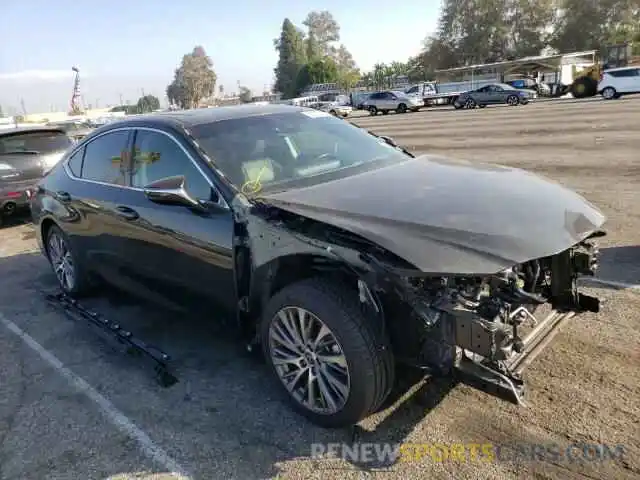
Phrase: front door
[{"left": 115, "top": 127, "right": 236, "bottom": 313}]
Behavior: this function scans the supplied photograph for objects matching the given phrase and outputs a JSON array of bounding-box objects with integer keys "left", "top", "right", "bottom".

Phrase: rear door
[
  {"left": 57, "top": 129, "right": 137, "bottom": 282},
  {"left": 619, "top": 68, "right": 640, "bottom": 92},
  {"left": 382, "top": 92, "right": 397, "bottom": 109},
  {"left": 487, "top": 85, "right": 507, "bottom": 103},
  {"left": 472, "top": 86, "right": 491, "bottom": 103},
  {"left": 367, "top": 92, "right": 382, "bottom": 108},
  {"left": 114, "top": 127, "right": 236, "bottom": 312},
  {"left": 629, "top": 68, "right": 640, "bottom": 92}
]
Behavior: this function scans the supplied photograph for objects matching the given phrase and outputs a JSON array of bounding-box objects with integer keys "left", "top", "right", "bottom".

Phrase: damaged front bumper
[
  {"left": 450, "top": 234, "right": 603, "bottom": 404},
  {"left": 362, "top": 231, "right": 604, "bottom": 406}
]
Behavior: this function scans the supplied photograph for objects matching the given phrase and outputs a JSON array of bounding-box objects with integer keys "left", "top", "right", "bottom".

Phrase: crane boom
[{"left": 70, "top": 66, "right": 83, "bottom": 114}]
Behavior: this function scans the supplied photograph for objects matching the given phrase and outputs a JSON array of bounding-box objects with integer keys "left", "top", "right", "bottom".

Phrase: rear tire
[
  {"left": 45, "top": 224, "right": 90, "bottom": 296},
  {"left": 397, "top": 103, "right": 407, "bottom": 113},
  {"left": 601, "top": 87, "right": 617, "bottom": 100},
  {"left": 261, "top": 278, "right": 395, "bottom": 428},
  {"left": 368, "top": 106, "right": 377, "bottom": 116}
]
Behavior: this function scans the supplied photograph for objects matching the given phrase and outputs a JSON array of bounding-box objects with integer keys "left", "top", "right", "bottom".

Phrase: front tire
[
  {"left": 397, "top": 103, "right": 407, "bottom": 113},
  {"left": 45, "top": 224, "right": 89, "bottom": 296},
  {"left": 261, "top": 278, "right": 394, "bottom": 428}
]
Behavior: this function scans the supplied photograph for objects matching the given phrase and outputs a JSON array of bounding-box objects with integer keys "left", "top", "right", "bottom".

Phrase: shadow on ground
[
  {"left": 592, "top": 245, "right": 640, "bottom": 288},
  {"left": 0, "top": 211, "right": 30, "bottom": 230},
  {"left": 0, "top": 251, "right": 462, "bottom": 479}
]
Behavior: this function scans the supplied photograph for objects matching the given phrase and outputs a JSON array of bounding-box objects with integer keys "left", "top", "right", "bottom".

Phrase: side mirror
[{"left": 143, "top": 175, "right": 208, "bottom": 212}]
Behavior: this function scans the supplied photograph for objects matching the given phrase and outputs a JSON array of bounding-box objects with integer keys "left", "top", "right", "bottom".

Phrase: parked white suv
[
  {"left": 362, "top": 91, "right": 423, "bottom": 115},
  {"left": 598, "top": 66, "right": 640, "bottom": 100}
]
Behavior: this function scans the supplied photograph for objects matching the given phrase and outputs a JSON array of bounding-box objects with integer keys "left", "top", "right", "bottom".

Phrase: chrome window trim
[{"left": 62, "top": 126, "right": 230, "bottom": 210}]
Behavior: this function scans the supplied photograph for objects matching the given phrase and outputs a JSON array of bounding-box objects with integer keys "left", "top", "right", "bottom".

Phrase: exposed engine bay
[{"left": 357, "top": 231, "right": 603, "bottom": 404}]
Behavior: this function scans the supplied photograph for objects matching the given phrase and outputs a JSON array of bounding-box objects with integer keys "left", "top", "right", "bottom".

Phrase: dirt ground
[{"left": 0, "top": 97, "right": 639, "bottom": 480}]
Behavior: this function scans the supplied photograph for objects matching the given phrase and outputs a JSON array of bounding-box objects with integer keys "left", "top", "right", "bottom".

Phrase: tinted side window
[
  {"left": 609, "top": 69, "right": 638, "bottom": 78},
  {"left": 131, "top": 130, "right": 213, "bottom": 201},
  {"left": 67, "top": 148, "right": 84, "bottom": 177},
  {"left": 82, "top": 131, "right": 130, "bottom": 185}
]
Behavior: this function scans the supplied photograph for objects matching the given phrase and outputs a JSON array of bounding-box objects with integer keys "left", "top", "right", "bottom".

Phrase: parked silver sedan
[{"left": 310, "top": 101, "right": 353, "bottom": 118}]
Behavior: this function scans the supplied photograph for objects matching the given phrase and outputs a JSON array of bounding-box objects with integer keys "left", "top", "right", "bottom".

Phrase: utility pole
[
  {"left": 20, "top": 98, "right": 26, "bottom": 115},
  {"left": 119, "top": 93, "right": 124, "bottom": 105}
]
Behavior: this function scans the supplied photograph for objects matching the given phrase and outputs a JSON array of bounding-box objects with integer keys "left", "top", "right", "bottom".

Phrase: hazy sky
[{"left": 1, "top": 0, "right": 440, "bottom": 114}]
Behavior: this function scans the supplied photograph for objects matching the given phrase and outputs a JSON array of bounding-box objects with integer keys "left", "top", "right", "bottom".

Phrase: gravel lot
[{"left": 0, "top": 97, "right": 638, "bottom": 480}]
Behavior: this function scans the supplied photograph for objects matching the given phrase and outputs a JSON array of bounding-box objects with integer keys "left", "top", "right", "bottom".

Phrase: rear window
[{"left": 0, "top": 131, "right": 73, "bottom": 155}]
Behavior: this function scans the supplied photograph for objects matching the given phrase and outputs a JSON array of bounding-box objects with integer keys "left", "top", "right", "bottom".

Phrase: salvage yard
[{"left": 1, "top": 97, "right": 639, "bottom": 480}]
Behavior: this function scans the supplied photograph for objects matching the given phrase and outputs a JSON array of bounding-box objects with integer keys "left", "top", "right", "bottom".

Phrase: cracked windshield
[{"left": 1, "top": 1, "right": 639, "bottom": 480}]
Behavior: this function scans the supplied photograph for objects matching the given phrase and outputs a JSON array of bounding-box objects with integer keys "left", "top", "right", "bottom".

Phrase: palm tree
[{"left": 373, "top": 63, "right": 386, "bottom": 89}]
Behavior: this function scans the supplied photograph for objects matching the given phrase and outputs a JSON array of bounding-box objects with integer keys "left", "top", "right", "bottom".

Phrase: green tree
[
  {"left": 238, "top": 86, "right": 253, "bottom": 103},
  {"left": 303, "top": 11, "right": 340, "bottom": 57},
  {"left": 274, "top": 19, "right": 307, "bottom": 98},
  {"left": 166, "top": 46, "right": 217, "bottom": 109},
  {"left": 296, "top": 57, "right": 339, "bottom": 93},
  {"left": 406, "top": 55, "right": 431, "bottom": 82},
  {"left": 136, "top": 94, "right": 160, "bottom": 113},
  {"left": 306, "top": 31, "right": 320, "bottom": 60},
  {"left": 372, "top": 63, "right": 387, "bottom": 89},
  {"left": 550, "top": 0, "right": 640, "bottom": 52},
  {"left": 422, "top": 0, "right": 555, "bottom": 69},
  {"left": 333, "top": 44, "right": 360, "bottom": 89}
]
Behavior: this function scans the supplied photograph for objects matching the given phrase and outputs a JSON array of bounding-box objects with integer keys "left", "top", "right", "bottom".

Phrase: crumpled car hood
[{"left": 260, "top": 155, "right": 606, "bottom": 274}]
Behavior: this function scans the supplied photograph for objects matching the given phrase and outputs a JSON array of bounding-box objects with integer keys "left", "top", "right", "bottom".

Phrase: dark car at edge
[
  {"left": 1, "top": 126, "right": 73, "bottom": 225},
  {"left": 30, "top": 104, "right": 605, "bottom": 428}
]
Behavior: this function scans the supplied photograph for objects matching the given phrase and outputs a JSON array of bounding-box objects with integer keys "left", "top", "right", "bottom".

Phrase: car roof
[
  {"left": 0, "top": 125, "right": 67, "bottom": 137},
  {"left": 100, "top": 104, "right": 308, "bottom": 131}
]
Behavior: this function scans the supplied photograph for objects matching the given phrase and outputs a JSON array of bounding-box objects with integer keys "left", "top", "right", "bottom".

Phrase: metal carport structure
[{"left": 434, "top": 51, "right": 597, "bottom": 86}]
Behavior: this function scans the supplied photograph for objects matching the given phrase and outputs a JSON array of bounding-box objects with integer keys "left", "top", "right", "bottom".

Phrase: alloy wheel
[
  {"left": 268, "top": 306, "right": 350, "bottom": 414},
  {"left": 48, "top": 231, "right": 76, "bottom": 291}
]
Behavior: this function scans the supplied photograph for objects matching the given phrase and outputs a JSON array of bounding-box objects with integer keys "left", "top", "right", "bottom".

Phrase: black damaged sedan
[{"left": 30, "top": 104, "right": 605, "bottom": 428}]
